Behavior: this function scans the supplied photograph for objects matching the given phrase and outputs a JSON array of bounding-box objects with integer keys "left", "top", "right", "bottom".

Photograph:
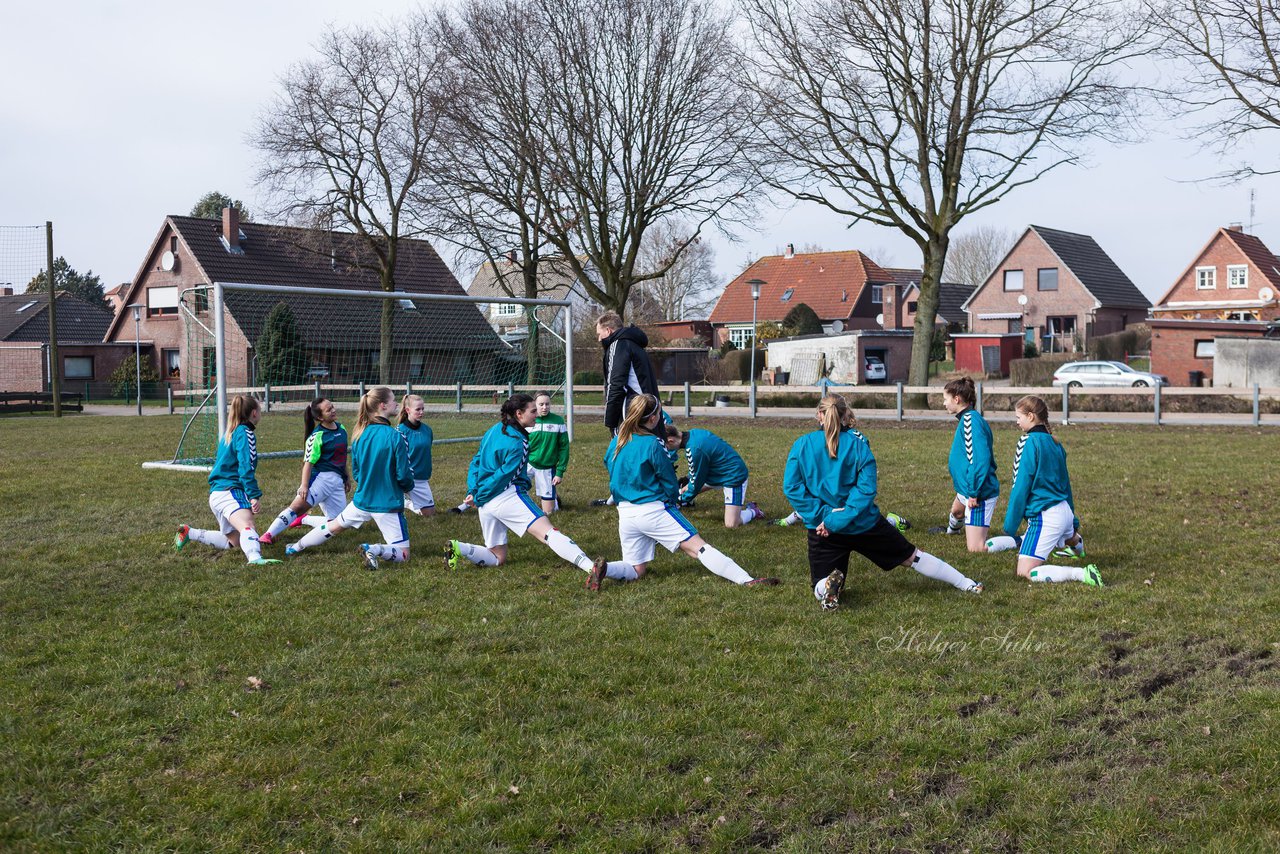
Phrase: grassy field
[{"left": 2, "top": 412, "right": 1279, "bottom": 851}]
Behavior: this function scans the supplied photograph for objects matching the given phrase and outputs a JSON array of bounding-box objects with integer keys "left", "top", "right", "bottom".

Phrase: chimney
[
  {"left": 222, "top": 206, "right": 240, "bottom": 252},
  {"left": 1227, "top": 223, "right": 1244, "bottom": 232},
  {"left": 784, "top": 242, "right": 795, "bottom": 259},
  {"left": 883, "top": 284, "right": 900, "bottom": 329},
  {"left": 1, "top": 286, "right": 12, "bottom": 296},
  {"left": 507, "top": 249, "right": 518, "bottom": 264}
]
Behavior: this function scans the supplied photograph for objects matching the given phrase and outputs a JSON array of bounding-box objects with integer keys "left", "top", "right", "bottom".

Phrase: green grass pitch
[{"left": 2, "top": 412, "right": 1279, "bottom": 850}]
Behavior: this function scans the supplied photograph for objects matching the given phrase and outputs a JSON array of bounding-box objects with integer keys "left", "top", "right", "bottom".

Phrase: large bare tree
[
  {"left": 630, "top": 222, "right": 721, "bottom": 322},
  {"left": 943, "top": 225, "right": 1018, "bottom": 288},
  {"left": 253, "top": 20, "right": 445, "bottom": 383},
  {"left": 1147, "top": 0, "right": 1280, "bottom": 177},
  {"left": 742, "top": 0, "right": 1148, "bottom": 387}
]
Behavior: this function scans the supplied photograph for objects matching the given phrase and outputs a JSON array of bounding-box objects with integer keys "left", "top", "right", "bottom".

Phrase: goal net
[{"left": 146, "top": 281, "right": 574, "bottom": 470}]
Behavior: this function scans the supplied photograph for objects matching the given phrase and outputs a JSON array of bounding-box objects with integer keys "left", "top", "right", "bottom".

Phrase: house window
[
  {"left": 1227, "top": 265, "right": 1248, "bottom": 289},
  {"left": 192, "top": 288, "right": 209, "bottom": 313},
  {"left": 1006, "top": 317, "right": 1023, "bottom": 333},
  {"left": 907, "top": 301, "right": 918, "bottom": 313},
  {"left": 870, "top": 285, "right": 883, "bottom": 304},
  {"left": 1038, "top": 268, "right": 1059, "bottom": 291},
  {"left": 780, "top": 288, "right": 794, "bottom": 302},
  {"left": 1195, "top": 267, "right": 1216, "bottom": 290},
  {"left": 495, "top": 303, "right": 520, "bottom": 317},
  {"left": 409, "top": 352, "right": 425, "bottom": 379},
  {"left": 1194, "top": 339, "right": 1216, "bottom": 358},
  {"left": 147, "top": 286, "right": 179, "bottom": 316},
  {"left": 728, "top": 326, "right": 754, "bottom": 349},
  {"left": 1224, "top": 310, "right": 1258, "bottom": 321},
  {"left": 1003, "top": 270, "right": 1024, "bottom": 291},
  {"left": 162, "top": 348, "right": 181, "bottom": 379},
  {"left": 64, "top": 356, "right": 93, "bottom": 379}
]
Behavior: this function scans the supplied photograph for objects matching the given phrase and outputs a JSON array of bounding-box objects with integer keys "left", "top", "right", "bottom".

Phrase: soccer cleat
[
  {"left": 745, "top": 576, "right": 780, "bottom": 587},
  {"left": 585, "top": 557, "right": 607, "bottom": 592},
  {"left": 820, "top": 570, "right": 845, "bottom": 610},
  {"left": 772, "top": 518, "right": 792, "bottom": 527},
  {"left": 746, "top": 501, "right": 765, "bottom": 522},
  {"left": 448, "top": 506, "right": 464, "bottom": 515},
  {"left": 443, "top": 539, "right": 462, "bottom": 570},
  {"left": 174, "top": 525, "right": 190, "bottom": 552},
  {"left": 284, "top": 545, "right": 300, "bottom": 557},
  {"left": 590, "top": 498, "right": 611, "bottom": 507},
  {"left": 886, "top": 512, "right": 911, "bottom": 532},
  {"left": 248, "top": 558, "right": 282, "bottom": 566},
  {"left": 1082, "top": 564, "right": 1104, "bottom": 588},
  {"left": 258, "top": 532, "right": 275, "bottom": 546},
  {"left": 1051, "top": 546, "right": 1077, "bottom": 559},
  {"left": 966, "top": 582, "right": 984, "bottom": 594},
  {"left": 360, "top": 545, "right": 379, "bottom": 571},
  {"left": 287, "top": 514, "right": 305, "bottom": 529}
]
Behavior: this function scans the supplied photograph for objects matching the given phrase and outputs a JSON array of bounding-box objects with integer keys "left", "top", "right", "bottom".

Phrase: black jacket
[{"left": 601, "top": 325, "right": 658, "bottom": 430}]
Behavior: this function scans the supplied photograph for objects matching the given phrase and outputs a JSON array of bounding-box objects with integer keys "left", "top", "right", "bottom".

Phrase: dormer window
[
  {"left": 870, "top": 285, "right": 883, "bottom": 304},
  {"left": 398, "top": 299, "right": 418, "bottom": 311},
  {"left": 780, "top": 288, "right": 794, "bottom": 302},
  {"left": 1196, "top": 267, "right": 1216, "bottom": 290},
  {"left": 1227, "top": 265, "right": 1248, "bottom": 289}
]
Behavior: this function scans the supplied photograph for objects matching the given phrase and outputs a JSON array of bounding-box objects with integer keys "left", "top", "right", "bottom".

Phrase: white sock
[
  {"left": 292, "top": 523, "right": 335, "bottom": 553},
  {"left": 454, "top": 502, "right": 470, "bottom": 512},
  {"left": 696, "top": 544, "right": 753, "bottom": 585},
  {"left": 301, "top": 515, "right": 326, "bottom": 528},
  {"left": 365, "top": 543, "right": 408, "bottom": 562},
  {"left": 947, "top": 514, "right": 963, "bottom": 533},
  {"left": 458, "top": 542, "right": 500, "bottom": 566},
  {"left": 986, "top": 535, "right": 1019, "bottom": 552},
  {"left": 784, "top": 511, "right": 801, "bottom": 525},
  {"left": 740, "top": 507, "right": 758, "bottom": 524},
  {"left": 189, "top": 527, "right": 230, "bottom": 550},
  {"left": 239, "top": 527, "right": 263, "bottom": 562},
  {"left": 606, "top": 561, "right": 639, "bottom": 581},
  {"left": 266, "top": 509, "right": 298, "bottom": 538},
  {"left": 544, "top": 529, "right": 594, "bottom": 571},
  {"left": 911, "top": 550, "right": 978, "bottom": 591},
  {"left": 1030, "top": 564, "right": 1086, "bottom": 583}
]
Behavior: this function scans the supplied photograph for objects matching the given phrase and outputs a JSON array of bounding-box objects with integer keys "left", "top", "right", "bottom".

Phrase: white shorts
[
  {"left": 333, "top": 503, "right": 410, "bottom": 548},
  {"left": 478, "top": 484, "right": 545, "bottom": 548},
  {"left": 405, "top": 479, "right": 435, "bottom": 511},
  {"left": 617, "top": 501, "right": 698, "bottom": 566},
  {"left": 722, "top": 479, "right": 748, "bottom": 507},
  {"left": 1018, "top": 500, "right": 1075, "bottom": 561},
  {"left": 209, "top": 489, "right": 253, "bottom": 535},
  {"left": 307, "top": 471, "right": 348, "bottom": 519},
  {"left": 527, "top": 465, "right": 558, "bottom": 501},
  {"left": 955, "top": 493, "right": 998, "bottom": 529}
]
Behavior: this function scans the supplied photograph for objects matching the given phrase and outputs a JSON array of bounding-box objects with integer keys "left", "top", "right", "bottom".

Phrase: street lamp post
[
  {"left": 127, "top": 303, "right": 144, "bottom": 416},
  {"left": 747, "top": 278, "right": 764, "bottom": 418}
]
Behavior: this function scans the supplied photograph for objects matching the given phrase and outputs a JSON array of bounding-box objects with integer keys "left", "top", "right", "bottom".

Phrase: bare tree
[
  {"left": 253, "top": 20, "right": 445, "bottom": 383},
  {"left": 1147, "top": 0, "right": 1280, "bottom": 177},
  {"left": 631, "top": 222, "right": 721, "bottom": 321},
  {"left": 943, "top": 226, "right": 1018, "bottom": 287},
  {"left": 742, "top": 0, "right": 1148, "bottom": 387},
  {"left": 522, "top": 0, "right": 759, "bottom": 319}
]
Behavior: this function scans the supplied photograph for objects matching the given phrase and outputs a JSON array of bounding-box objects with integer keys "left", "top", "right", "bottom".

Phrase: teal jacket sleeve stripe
[
  {"left": 961, "top": 412, "right": 993, "bottom": 498},
  {"left": 395, "top": 431, "right": 414, "bottom": 493},
  {"left": 681, "top": 446, "right": 705, "bottom": 503},
  {"left": 237, "top": 427, "right": 262, "bottom": 499},
  {"left": 1003, "top": 435, "right": 1035, "bottom": 535}
]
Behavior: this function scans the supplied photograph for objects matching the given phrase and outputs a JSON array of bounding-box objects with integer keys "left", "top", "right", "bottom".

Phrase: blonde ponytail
[
  {"left": 816, "top": 394, "right": 850, "bottom": 458},
  {"left": 352, "top": 386, "right": 394, "bottom": 444},
  {"left": 613, "top": 394, "right": 661, "bottom": 459}
]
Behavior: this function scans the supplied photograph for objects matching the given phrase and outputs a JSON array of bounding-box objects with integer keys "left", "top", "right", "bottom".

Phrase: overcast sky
[{"left": 2, "top": 0, "right": 1276, "bottom": 304}]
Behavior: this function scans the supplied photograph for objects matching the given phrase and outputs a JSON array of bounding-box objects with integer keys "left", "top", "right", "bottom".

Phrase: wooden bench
[{"left": 0, "top": 391, "right": 85, "bottom": 415}]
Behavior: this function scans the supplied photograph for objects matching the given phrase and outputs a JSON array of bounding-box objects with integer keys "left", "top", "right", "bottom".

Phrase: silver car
[{"left": 1052, "top": 360, "right": 1167, "bottom": 388}]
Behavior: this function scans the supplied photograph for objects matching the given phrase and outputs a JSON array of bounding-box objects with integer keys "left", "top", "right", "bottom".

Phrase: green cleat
[
  {"left": 443, "top": 539, "right": 462, "bottom": 570},
  {"left": 886, "top": 512, "right": 911, "bottom": 533},
  {"left": 174, "top": 525, "right": 191, "bottom": 551},
  {"left": 248, "top": 558, "right": 282, "bottom": 566},
  {"left": 1082, "top": 564, "right": 1104, "bottom": 588}
]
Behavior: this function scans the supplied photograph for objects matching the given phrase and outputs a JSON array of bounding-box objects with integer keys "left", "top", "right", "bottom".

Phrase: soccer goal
[{"left": 143, "top": 281, "right": 575, "bottom": 471}]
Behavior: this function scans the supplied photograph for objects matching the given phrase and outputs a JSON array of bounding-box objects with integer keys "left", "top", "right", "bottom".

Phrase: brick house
[
  {"left": 103, "top": 208, "right": 503, "bottom": 389},
  {"left": 0, "top": 289, "right": 123, "bottom": 392},
  {"left": 881, "top": 267, "right": 974, "bottom": 331},
  {"left": 466, "top": 255, "right": 595, "bottom": 346},
  {"left": 962, "top": 225, "right": 1151, "bottom": 352},
  {"left": 1148, "top": 225, "right": 1280, "bottom": 385},
  {"left": 709, "top": 245, "right": 897, "bottom": 348}
]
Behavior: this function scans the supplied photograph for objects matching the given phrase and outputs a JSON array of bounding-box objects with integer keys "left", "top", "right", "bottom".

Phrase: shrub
[
  {"left": 1089, "top": 325, "right": 1151, "bottom": 361},
  {"left": 256, "top": 302, "right": 307, "bottom": 385},
  {"left": 718, "top": 338, "right": 738, "bottom": 356},
  {"left": 1009, "top": 353, "right": 1075, "bottom": 386},
  {"left": 573, "top": 370, "right": 604, "bottom": 385},
  {"left": 782, "top": 302, "right": 824, "bottom": 336},
  {"left": 1024, "top": 340, "right": 1040, "bottom": 359},
  {"left": 109, "top": 354, "right": 160, "bottom": 398},
  {"left": 726, "top": 348, "right": 766, "bottom": 382}
]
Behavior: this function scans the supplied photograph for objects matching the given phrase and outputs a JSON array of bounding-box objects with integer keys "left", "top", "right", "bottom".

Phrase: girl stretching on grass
[
  {"left": 444, "top": 394, "right": 606, "bottom": 580},
  {"left": 585, "top": 394, "right": 779, "bottom": 591},
  {"left": 284, "top": 386, "right": 414, "bottom": 569},
  {"left": 984, "top": 396, "right": 1099, "bottom": 587},
  {"left": 783, "top": 394, "right": 982, "bottom": 610},
  {"left": 174, "top": 395, "right": 279, "bottom": 566},
  {"left": 926, "top": 377, "right": 1000, "bottom": 552},
  {"left": 668, "top": 424, "right": 764, "bottom": 527},
  {"left": 259, "top": 397, "right": 349, "bottom": 545},
  {"left": 397, "top": 394, "right": 436, "bottom": 517}
]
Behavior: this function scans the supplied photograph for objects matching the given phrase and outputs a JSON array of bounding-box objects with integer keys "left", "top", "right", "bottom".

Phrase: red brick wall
[
  {"left": 1157, "top": 229, "right": 1280, "bottom": 321},
  {"left": 969, "top": 230, "right": 1114, "bottom": 345},
  {"left": 107, "top": 224, "right": 198, "bottom": 387},
  {"left": 0, "top": 343, "right": 46, "bottom": 391},
  {"left": 1150, "top": 325, "right": 1217, "bottom": 386}
]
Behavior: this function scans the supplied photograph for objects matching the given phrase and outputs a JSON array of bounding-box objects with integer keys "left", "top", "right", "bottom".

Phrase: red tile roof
[
  {"left": 1222, "top": 228, "right": 1280, "bottom": 288},
  {"left": 708, "top": 250, "right": 892, "bottom": 324}
]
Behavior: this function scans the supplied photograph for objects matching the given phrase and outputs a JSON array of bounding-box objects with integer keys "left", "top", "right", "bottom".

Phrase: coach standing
[{"left": 597, "top": 311, "right": 658, "bottom": 434}]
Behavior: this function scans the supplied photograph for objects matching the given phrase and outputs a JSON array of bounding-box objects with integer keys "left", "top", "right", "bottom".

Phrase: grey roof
[
  {"left": 879, "top": 268, "right": 974, "bottom": 325},
  {"left": 1031, "top": 225, "right": 1151, "bottom": 308},
  {"left": 0, "top": 291, "right": 114, "bottom": 343},
  {"left": 111, "top": 216, "right": 503, "bottom": 352}
]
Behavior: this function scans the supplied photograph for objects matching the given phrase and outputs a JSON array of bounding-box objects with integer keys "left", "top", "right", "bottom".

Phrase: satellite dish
[
  {"left": 1017, "top": 294, "right": 1028, "bottom": 306},
  {"left": 1260, "top": 287, "right": 1275, "bottom": 302},
  {"left": 874, "top": 314, "right": 884, "bottom": 328},
  {"left": 831, "top": 319, "right": 845, "bottom": 333},
  {"left": 160, "top": 251, "right": 176, "bottom": 272}
]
